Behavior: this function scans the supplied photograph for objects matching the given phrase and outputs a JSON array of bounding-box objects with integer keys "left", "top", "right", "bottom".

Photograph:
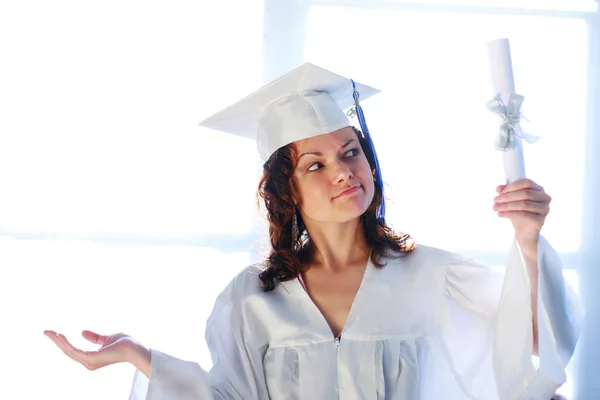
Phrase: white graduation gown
[{"left": 128, "top": 236, "right": 583, "bottom": 400}]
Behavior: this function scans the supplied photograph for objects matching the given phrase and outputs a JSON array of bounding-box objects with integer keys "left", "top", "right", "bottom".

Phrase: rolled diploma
[{"left": 487, "top": 38, "right": 526, "bottom": 184}]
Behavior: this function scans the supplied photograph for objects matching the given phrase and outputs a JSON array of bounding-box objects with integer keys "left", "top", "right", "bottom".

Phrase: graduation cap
[{"left": 199, "top": 62, "right": 386, "bottom": 219}]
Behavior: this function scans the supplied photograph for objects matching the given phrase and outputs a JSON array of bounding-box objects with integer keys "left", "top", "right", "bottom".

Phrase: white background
[{"left": 0, "top": 0, "right": 596, "bottom": 398}]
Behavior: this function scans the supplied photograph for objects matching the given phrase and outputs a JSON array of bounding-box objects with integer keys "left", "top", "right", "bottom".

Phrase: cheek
[
  {"left": 365, "top": 172, "right": 375, "bottom": 192},
  {"left": 357, "top": 163, "right": 376, "bottom": 201},
  {"left": 295, "top": 177, "right": 330, "bottom": 211},
  {"left": 294, "top": 176, "right": 319, "bottom": 205},
  {"left": 362, "top": 173, "right": 376, "bottom": 204},
  {"left": 357, "top": 159, "right": 374, "bottom": 184}
]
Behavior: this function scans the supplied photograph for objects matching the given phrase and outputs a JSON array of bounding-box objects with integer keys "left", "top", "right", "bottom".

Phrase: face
[{"left": 292, "top": 127, "right": 375, "bottom": 224}]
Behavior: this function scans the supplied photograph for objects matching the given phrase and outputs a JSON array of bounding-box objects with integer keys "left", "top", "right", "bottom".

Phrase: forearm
[{"left": 518, "top": 239, "right": 539, "bottom": 356}]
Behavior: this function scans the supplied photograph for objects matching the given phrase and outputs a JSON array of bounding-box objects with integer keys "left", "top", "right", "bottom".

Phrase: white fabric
[
  {"left": 255, "top": 91, "right": 350, "bottom": 161},
  {"left": 198, "top": 62, "right": 380, "bottom": 161},
  {"left": 128, "top": 236, "right": 583, "bottom": 399}
]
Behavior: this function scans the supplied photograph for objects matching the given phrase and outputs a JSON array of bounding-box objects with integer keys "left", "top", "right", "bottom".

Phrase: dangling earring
[{"left": 292, "top": 205, "right": 299, "bottom": 240}]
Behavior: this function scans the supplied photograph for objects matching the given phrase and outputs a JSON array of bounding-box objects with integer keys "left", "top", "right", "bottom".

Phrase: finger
[
  {"left": 45, "top": 331, "right": 79, "bottom": 359},
  {"left": 57, "top": 334, "right": 93, "bottom": 362},
  {"left": 494, "top": 200, "right": 550, "bottom": 215},
  {"left": 48, "top": 332, "right": 93, "bottom": 365},
  {"left": 494, "top": 189, "right": 551, "bottom": 204},
  {"left": 501, "top": 179, "right": 543, "bottom": 194},
  {"left": 497, "top": 211, "right": 546, "bottom": 223},
  {"left": 496, "top": 184, "right": 507, "bottom": 194},
  {"left": 82, "top": 330, "right": 108, "bottom": 346}
]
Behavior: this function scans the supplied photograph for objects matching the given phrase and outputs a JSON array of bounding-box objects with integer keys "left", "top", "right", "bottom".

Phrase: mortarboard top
[{"left": 198, "top": 62, "right": 380, "bottom": 161}]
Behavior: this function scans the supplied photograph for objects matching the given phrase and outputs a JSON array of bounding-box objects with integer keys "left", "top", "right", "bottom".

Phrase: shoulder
[
  {"left": 208, "top": 262, "right": 269, "bottom": 328},
  {"left": 380, "top": 243, "right": 493, "bottom": 282},
  {"left": 383, "top": 243, "right": 458, "bottom": 270},
  {"left": 219, "top": 262, "right": 268, "bottom": 302},
  {"left": 211, "top": 262, "right": 299, "bottom": 344},
  {"left": 391, "top": 244, "right": 504, "bottom": 301}
]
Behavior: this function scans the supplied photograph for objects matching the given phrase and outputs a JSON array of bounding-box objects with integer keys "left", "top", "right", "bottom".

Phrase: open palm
[{"left": 44, "top": 330, "right": 137, "bottom": 371}]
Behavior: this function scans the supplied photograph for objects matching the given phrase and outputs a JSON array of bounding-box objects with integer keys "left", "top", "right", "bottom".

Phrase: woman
[{"left": 45, "top": 63, "right": 583, "bottom": 399}]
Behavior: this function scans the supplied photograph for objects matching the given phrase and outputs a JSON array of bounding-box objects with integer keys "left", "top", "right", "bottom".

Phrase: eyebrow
[{"left": 298, "top": 139, "right": 356, "bottom": 161}]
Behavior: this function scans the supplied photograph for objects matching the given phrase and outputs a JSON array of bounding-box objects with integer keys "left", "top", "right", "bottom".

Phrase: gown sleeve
[
  {"left": 128, "top": 272, "right": 270, "bottom": 400},
  {"left": 442, "top": 235, "right": 584, "bottom": 400}
]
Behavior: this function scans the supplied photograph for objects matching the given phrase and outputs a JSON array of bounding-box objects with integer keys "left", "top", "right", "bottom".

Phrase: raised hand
[{"left": 493, "top": 178, "right": 551, "bottom": 250}]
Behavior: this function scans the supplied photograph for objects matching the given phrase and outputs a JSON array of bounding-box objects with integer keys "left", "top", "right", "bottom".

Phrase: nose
[{"left": 332, "top": 160, "right": 353, "bottom": 184}]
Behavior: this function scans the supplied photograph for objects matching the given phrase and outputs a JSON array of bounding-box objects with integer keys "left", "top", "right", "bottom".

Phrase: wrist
[
  {"left": 516, "top": 234, "right": 540, "bottom": 282},
  {"left": 127, "top": 342, "right": 152, "bottom": 377},
  {"left": 516, "top": 233, "right": 539, "bottom": 257}
]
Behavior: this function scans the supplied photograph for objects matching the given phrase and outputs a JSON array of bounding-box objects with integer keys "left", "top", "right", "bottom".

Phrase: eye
[
  {"left": 344, "top": 148, "right": 360, "bottom": 157},
  {"left": 307, "top": 162, "right": 323, "bottom": 172}
]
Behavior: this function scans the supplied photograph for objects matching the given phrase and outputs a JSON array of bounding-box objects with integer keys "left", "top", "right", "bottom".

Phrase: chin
[
  {"left": 304, "top": 206, "right": 367, "bottom": 225},
  {"left": 331, "top": 201, "right": 372, "bottom": 223}
]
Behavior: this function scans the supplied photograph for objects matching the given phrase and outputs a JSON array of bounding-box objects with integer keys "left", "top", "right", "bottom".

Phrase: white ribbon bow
[{"left": 486, "top": 94, "right": 540, "bottom": 151}]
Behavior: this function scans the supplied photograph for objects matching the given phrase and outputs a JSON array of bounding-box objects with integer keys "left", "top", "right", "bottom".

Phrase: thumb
[{"left": 82, "top": 330, "right": 108, "bottom": 346}]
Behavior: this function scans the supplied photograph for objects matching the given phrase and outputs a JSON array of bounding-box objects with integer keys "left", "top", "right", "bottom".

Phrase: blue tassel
[{"left": 351, "top": 79, "right": 385, "bottom": 221}]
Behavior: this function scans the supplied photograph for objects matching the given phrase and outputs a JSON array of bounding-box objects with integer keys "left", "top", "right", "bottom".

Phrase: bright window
[{"left": 305, "top": 6, "right": 587, "bottom": 256}]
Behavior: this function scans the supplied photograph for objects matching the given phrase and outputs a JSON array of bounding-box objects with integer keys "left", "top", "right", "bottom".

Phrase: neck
[{"left": 303, "top": 216, "right": 371, "bottom": 271}]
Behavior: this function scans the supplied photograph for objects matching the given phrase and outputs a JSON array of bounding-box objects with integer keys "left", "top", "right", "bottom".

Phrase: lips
[{"left": 334, "top": 185, "right": 362, "bottom": 199}]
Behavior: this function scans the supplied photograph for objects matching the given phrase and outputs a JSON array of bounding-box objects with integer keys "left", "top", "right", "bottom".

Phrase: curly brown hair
[{"left": 257, "top": 127, "right": 415, "bottom": 291}]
